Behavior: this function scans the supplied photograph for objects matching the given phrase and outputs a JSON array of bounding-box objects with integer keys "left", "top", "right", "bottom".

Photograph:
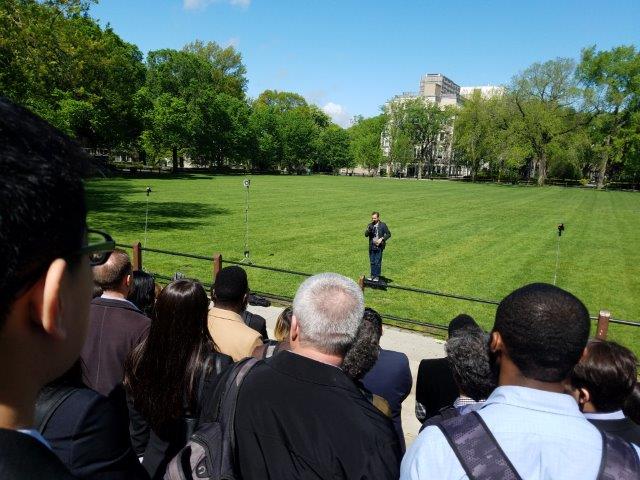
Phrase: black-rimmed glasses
[{"left": 79, "top": 229, "right": 115, "bottom": 266}]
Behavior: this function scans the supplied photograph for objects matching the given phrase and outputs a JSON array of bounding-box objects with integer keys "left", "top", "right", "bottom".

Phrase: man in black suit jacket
[
  {"left": 415, "top": 314, "right": 481, "bottom": 421},
  {"left": 0, "top": 98, "right": 114, "bottom": 478},
  {"left": 242, "top": 309, "right": 269, "bottom": 340},
  {"left": 365, "top": 211, "right": 391, "bottom": 281},
  {"left": 570, "top": 339, "right": 640, "bottom": 444},
  {"left": 229, "top": 273, "right": 401, "bottom": 479},
  {"left": 81, "top": 250, "right": 150, "bottom": 397}
]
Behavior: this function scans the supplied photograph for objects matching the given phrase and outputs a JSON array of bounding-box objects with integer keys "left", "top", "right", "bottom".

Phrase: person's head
[
  {"left": 0, "top": 98, "right": 107, "bottom": 409},
  {"left": 291, "top": 273, "right": 364, "bottom": 357},
  {"left": 124, "top": 279, "right": 215, "bottom": 430},
  {"left": 343, "top": 307, "right": 383, "bottom": 380},
  {"left": 623, "top": 383, "right": 640, "bottom": 425},
  {"left": 446, "top": 329, "right": 496, "bottom": 401},
  {"left": 127, "top": 271, "right": 156, "bottom": 317},
  {"left": 371, "top": 211, "right": 380, "bottom": 224},
  {"left": 570, "top": 339, "right": 637, "bottom": 413},
  {"left": 212, "top": 266, "right": 248, "bottom": 312},
  {"left": 93, "top": 249, "right": 132, "bottom": 295},
  {"left": 448, "top": 314, "right": 481, "bottom": 338},
  {"left": 491, "top": 283, "right": 590, "bottom": 384},
  {"left": 274, "top": 306, "right": 293, "bottom": 342}
]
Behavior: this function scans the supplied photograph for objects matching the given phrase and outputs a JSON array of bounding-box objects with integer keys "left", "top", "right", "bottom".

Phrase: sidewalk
[{"left": 247, "top": 305, "right": 446, "bottom": 448}]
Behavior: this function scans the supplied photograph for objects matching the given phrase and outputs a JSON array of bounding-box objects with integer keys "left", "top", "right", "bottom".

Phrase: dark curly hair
[
  {"left": 445, "top": 330, "right": 496, "bottom": 401},
  {"left": 342, "top": 307, "right": 382, "bottom": 380}
]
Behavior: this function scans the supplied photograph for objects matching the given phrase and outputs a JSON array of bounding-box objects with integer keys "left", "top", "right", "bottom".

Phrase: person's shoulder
[
  {"left": 401, "top": 425, "right": 463, "bottom": 480},
  {"left": 91, "top": 298, "right": 149, "bottom": 322},
  {"left": 0, "top": 428, "right": 76, "bottom": 479},
  {"left": 418, "top": 357, "right": 449, "bottom": 375},
  {"left": 380, "top": 349, "right": 409, "bottom": 363}
]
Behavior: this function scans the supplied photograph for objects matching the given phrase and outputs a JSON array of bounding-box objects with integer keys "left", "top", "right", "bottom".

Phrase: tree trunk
[
  {"left": 172, "top": 146, "right": 178, "bottom": 173},
  {"left": 537, "top": 152, "right": 547, "bottom": 186},
  {"left": 596, "top": 136, "right": 611, "bottom": 190},
  {"left": 417, "top": 161, "right": 422, "bottom": 180}
]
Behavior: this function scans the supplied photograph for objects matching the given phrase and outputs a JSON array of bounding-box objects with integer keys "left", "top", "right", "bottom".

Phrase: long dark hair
[
  {"left": 124, "top": 279, "right": 216, "bottom": 430},
  {"left": 127, "top": 270, "right": 156, "bottom": 317}
]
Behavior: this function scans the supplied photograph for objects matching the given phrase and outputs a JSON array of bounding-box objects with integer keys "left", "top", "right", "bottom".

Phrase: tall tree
[
  {"left": 578, "top": 45, "right": 640, "bottom": 188},
  {"left": 385, "top": 98, "right": 453, "bottom": 179},
  {"left": 316, "top": 124, "right": 353, "bottom": 173},
  {"left": 453, "top": 90, "right": 498, "bottom": 181},
  {"left": 183, "top": 40, "right": 247, "bottom": 98},
  {"left": 509, "top": 58, "right": 588, "bottom": 185},
  {"left": 348, "top": 114, "right": 386, "bottom": 175},
  {"left": 0, "top": 0, "right": 145, "bottom": 148}
]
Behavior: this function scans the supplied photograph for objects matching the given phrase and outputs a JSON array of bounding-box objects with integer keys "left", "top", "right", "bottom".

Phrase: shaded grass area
[{"left": 86, "top": 175, "right": 640, "bottom": 354}]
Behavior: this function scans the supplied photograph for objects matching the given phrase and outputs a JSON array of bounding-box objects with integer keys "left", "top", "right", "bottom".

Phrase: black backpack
[
  {"left": 438, "top": 411, "right": 640, "bottom": 480},
  {"left": 164, "top": 357, "right": 259, "bottom": 480}
]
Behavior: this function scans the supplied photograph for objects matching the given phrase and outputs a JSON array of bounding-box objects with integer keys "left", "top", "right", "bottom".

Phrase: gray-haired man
[{"left": 228, "top": 273, "right": 402, "bottom": 479}]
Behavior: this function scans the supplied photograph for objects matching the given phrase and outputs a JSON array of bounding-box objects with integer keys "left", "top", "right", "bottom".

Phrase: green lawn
[{"left": 86, "top": 174, "right": 640, "bottom": 353}]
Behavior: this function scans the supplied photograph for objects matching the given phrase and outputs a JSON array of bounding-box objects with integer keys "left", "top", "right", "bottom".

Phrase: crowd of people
[{"left": 1, "top": 96, "right": 640, "bottom": 479}]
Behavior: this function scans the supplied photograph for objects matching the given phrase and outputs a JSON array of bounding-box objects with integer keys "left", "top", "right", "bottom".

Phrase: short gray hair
[
  {"left": 292, "top": 273, "right": 364, "bottom": 356},
  {"left": 445, "top": 331, "right": 496, "bottom": 401}
]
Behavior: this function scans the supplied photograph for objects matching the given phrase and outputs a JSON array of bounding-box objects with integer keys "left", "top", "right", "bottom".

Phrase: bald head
[{"left": 93, "top": 249, "right": 132, "bottom": 294}]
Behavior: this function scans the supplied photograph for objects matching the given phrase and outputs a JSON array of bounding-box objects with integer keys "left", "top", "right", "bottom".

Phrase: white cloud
[
  {"left": 322, "top": 102, "right": 351, "bottom": 128},
  {"left": 183, "top": 0, "right": 250, "bottom": 11}
]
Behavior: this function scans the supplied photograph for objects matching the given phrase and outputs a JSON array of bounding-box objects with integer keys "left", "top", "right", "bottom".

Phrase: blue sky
[{"left": 91, "top": 0, "right": 639, "bottom": 126}]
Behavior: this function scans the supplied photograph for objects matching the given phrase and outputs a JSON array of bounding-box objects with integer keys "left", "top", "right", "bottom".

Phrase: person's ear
[
  {"left": 490, "top": 331, "right": 502, "bottom": 353},
  {"left": 577, "top": 387, "right": 591, "bottom": 407},
  {"left": 36, "top": 258, "right": 69, "bottom": 341},
  {"left": 290, "top": 315, "right": 300, "bottom": 343}
]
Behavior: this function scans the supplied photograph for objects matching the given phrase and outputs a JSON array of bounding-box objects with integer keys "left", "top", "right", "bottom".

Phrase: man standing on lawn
[{"left": 365, "top": 211, "right": 391, "bottom": 282}]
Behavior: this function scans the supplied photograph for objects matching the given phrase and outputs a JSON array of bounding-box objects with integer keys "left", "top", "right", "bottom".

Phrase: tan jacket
[{"left": 207, "top": 307, "right": 262, "bottom": 362}]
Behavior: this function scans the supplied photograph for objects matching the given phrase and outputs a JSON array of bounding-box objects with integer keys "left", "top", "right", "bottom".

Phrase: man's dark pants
[{"left": 369, "top": 247, "right": 382, "bottom": 278}]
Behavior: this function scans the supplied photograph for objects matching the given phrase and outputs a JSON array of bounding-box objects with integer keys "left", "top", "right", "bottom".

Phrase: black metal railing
[{"left": 115, "top": 242, "right": 640, "bottom": 334}]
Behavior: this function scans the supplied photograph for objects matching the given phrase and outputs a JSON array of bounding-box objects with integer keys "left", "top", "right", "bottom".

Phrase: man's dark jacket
[
  {"left": 588, "top": 416, "right": 640, "bottom": 445},
  {"left": 242, "top": 310, "right": 268, "bottom": 340},
  {"left": 415, "top": 357, "right": 458, "bottom": 421},
  {"left": 0, "top": 428, "right": 77, "bottom": 479},
  {"left": 81, "top": 297, "right": 150, "bottom": 397},
  {"left": 364, "top": 221, "right": 391, "bottom": 250},
  {"left": 362, "top": 348, "right": 412, "bottom": 452},
  {"left": 229, "top": 350, "right": 401, "bottom": 479},
  {"left": 38, "top": 386, "right": 147, "bottom": 479}
]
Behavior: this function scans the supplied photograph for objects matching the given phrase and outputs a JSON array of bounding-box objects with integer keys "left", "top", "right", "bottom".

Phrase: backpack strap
[
  {"left": 34, "top": 386, "right": 79, "bottom": 434},
  {"left": 264, "top": 343, "right": 277, "bottom": 359},
  {"left": 597, "top": 430, "right": 640, "bottom": 480},
  {"left": 438, "top": 411, "right": 522, "bottom": 480},
  {"left": 217, "top": 357, "right": 259, "bottom": 477}
]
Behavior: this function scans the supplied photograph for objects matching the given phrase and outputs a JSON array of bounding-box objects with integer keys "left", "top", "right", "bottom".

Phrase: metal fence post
[
  {"left": 212, "top": 253, "right": 222, "bottom": 284},
  {"left": 132, "top": 242, "right": 142, "bottom": 271},
  {"left": 596, "top": 310, "right": 611, "bottom": 340}
]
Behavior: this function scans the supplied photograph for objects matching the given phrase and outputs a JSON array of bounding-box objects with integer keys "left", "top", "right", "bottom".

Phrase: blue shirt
[{"left": 401, "top": 385, "right": 640, "bottom": 480}]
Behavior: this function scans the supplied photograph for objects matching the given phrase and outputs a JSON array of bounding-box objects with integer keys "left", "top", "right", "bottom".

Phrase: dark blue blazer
[
  {"left": 362, "top": 348, "right": 412, "bottom": 451},
  {"left": 41, "top": 387, "right": 147, "bottom": 479}
]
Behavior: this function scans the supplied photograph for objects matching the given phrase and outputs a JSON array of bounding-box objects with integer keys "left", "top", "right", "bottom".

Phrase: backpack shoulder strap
[
  {"left": 597, "top": 430, "right": 640, "bottom": 480},
  {"left": 34, "top": 386, "right": 79, "bottom": 434},
  {"left": 217, "top": 357, "right": 260, "bottom": 477},
  {"left": 437, "top": 411, "right": 522, "bottom": 480},
  {"left": 264, "top": 343, "right": 277, "bottom": 359}
]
